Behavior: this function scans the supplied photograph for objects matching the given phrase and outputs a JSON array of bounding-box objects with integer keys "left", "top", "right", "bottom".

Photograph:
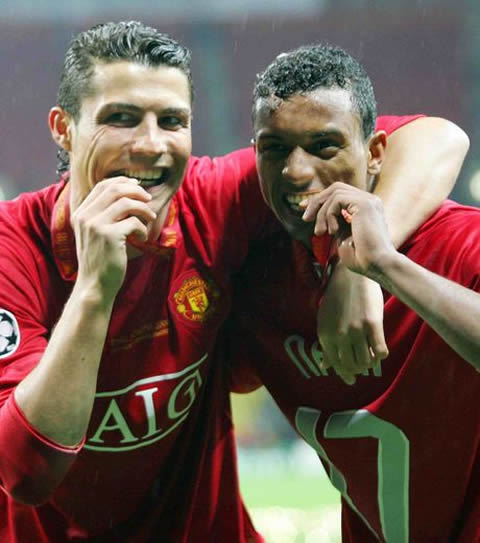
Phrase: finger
[
  {"left": 302, "top": 183, "right": 339, "bottom": 218},
  {"left": 302, "top": 186, "right": 349, "bottom": 233},
  {"left": 368, "top": 348, "right": 383, "bottom": 372},
  {"left": 299, "top": 192, "right": 324, "bottom": 221},
  {"left": 313, "top": 187, "right": 358, "bottom": 237},
  {"left": 113, "top": 215, "right": 149, "bottom": 242},
  {"left": 351, "top": 332, "right": 377, "bottom": 372},
  {"left": 80, "top": 178, "right": 152, "bottom": 213},
  {"left": 308, "top": 189, "right": 346, "bottom": 235},
  {"left": 314, "top": 195, "right": 343, "bottom": 237},
  {"left": 334, "top": 341, "right": 359, "bottom": 376},
  {"left": 341, "top": 208, "right": 353, "bottom": 224},
  {"left": 309, "top": 198, "right": 329, "bottom": 236},
  {"left": 318, "top": 342, "right": 338, "bottom": 371},
  {"left": 98, "top": 197, "right": 157, "bottom": 225},
  {"left": 337, "top": 238, "right": 357, "bottom": 270},
  {"left": 337, "top": 370, "right": 356, "bottom": 386},
  {"left": 367, "top": 328, "right": 389, "bottom": 361}
]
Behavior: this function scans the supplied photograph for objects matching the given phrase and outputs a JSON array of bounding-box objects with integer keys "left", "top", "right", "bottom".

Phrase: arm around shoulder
[
  {"left": 374, "top": 116, "right": 470, "bottom": 247},
  {"left": 373, "top": 250, "right": 480, "bottom": 371},
  {"left": 314, "top": 183, "right": 480, "bottom": 372}
]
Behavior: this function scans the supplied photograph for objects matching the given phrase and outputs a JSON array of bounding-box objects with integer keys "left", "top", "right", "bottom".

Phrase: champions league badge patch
[{"left": 0, "top": 309, "right": 20, "bottom": 358}]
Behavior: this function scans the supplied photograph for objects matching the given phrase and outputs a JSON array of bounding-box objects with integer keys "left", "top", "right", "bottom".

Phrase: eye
[
  {"left": 310, "top": 141, "right": 340, "bottom": 159},
  {"left": 159, "top": 116, "right": 188, "bottom": 130},
  {"left": 258, "top": 142, "right": 289, "bottom": 158},
  {"left": 105, "top": 112, "right": 138, "bottom": 126}
]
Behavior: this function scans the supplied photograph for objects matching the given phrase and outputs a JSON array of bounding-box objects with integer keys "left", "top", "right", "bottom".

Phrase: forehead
[
  {"left": 81, "top": 60, "right": 191, "bottom": 112},
  {"left": 254, "top": 87, "right": 362, "bottom": 139}
]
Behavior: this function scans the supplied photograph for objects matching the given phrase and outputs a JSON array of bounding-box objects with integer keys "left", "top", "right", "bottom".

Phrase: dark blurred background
[{"left": 1, "top": 0, "right": 479, "bottom": 205}]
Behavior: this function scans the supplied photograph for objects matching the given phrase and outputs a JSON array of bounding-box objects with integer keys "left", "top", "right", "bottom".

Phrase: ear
[
  {"left": 48, "top": 107, "right": 73, "bottom": 152},
  {"left": 367, "top": 130, "right": 387, "bottom": 176}
]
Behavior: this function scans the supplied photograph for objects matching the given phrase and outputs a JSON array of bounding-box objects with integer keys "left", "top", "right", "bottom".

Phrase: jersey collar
[{"left": 51, "top": 179, "right": 180, "bottom": 282}]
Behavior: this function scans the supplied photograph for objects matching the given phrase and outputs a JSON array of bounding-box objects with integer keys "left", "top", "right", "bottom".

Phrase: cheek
[
  {"left": 173, "top": 131, "right": 192, "bottom": 161},
  {"left": 257, "top": 162, "right": 278, "bottom": 196},
  {"left": 82, "top": 127, "right": 110, "bottom": 164},
  {"left": 340, "top": 159, "right": 369, "bottom": 189},
  {"left": 257, "top": 173, "right": 275, "bottom": 206},
  {"left": 88, "top": 128, "right": 130, "bottom": 176},
  {"left": 321, "top": 159, "right": 356, "bottom": 186}
]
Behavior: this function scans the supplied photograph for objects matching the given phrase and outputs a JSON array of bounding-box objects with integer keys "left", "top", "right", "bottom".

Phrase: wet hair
[
  {"left": 252, "top": 44, "right": 376, "bottom": 139},
  {"left": 56, "top": 20, "right": 192, "bottom": 178}
]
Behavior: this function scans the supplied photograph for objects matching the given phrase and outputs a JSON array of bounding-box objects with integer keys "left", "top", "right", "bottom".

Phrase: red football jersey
[
  {"left": 228, "top": 121, "right": 480, "bottom": 541},
  {"left": 0, "top": 149, "right": 269, "bottom": 542}
]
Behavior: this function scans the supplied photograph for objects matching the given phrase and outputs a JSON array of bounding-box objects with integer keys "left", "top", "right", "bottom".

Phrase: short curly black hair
[
  {"left": 56, "top": 21, "right": 192, "bottom": 178},
  {"left": 253, "top": 44, "right": 376, "bottom": 139}
]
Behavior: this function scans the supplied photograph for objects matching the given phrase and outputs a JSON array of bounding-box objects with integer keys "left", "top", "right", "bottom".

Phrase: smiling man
[
  {"left": 0, "top": 21, "right": 270, "bottom": 543},
  {"left": 228, "top": 44, "right": 480, "bottom": 542},
  {"left": 0, "top": 21, "right": 471, "bottom": 543},
  {"left": 254, "top": 84, "right": 380, "bottom": 246}
]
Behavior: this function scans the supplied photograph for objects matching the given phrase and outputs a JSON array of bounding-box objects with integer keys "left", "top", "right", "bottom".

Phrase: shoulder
[
  {"left": 0, "top": 183, "right": 61, "bottom": 267},
  {"left": 404, "top": 201, "right": 480, "bottom": 282},
  {"left": 0, "top": 182, "right": 62, "bottom": 230},
  {"left": 375, "top": 114, "right": 425, "bottom": 136},
  {"left": 412, "top": 200, "right": 480, "bottom": 240},
  {"left": 181, "top": 148, "right": 257, "bottom": 198},
  {"left": 175, "top": 148, "right": 272, "bottom": 242}
]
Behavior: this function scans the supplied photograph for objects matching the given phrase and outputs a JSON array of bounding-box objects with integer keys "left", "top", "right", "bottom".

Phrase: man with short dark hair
[
  {"left": 229, "top": 44, "right": 480, "bottom": 542},
  {"left": 0, "top": 22, "right": 470, "bottom": 542},
  {"left": 0, "top": 21, "right": 269, "bottom": 542}
]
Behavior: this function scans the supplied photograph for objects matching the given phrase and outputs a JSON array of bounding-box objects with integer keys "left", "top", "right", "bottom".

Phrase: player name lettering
[{"left": 284, "top": 335, "right": 382, "bottom": 379}]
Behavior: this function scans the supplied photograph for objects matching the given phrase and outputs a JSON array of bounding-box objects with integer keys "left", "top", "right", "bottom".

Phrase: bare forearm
[
  {"left": 374, "top": 252, "right": 480, "bottom": 369},
  {"left": 14, "top": 283, "right": 114, "bottom": 446},
  {"left": 13, "top": 178, "right": 156, "bottom": 447},
  {"left": 375, "top": 117, "right": 469, "bottom": 247}
]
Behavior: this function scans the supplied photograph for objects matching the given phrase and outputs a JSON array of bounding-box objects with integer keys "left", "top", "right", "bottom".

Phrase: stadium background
[{"left": 1, "top": 1, "right": 478, "bottom": 540}]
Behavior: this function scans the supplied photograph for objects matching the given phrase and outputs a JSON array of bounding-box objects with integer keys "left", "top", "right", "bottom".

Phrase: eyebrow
[
  {"left": 257, "top": 129, "right": 344, "bottom": 141},
  {"left": 97, "top": 103, "right": 191, "bottom": 118},
  {"left": 301, "top": 129, "right": 344, "bottom": 139}
]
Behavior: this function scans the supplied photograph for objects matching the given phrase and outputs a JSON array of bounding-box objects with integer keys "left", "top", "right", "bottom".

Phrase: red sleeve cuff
[
  {"left": 0, "top": 394, "right": 83, "bottom": 505},
  {"left": 376, "top": 114, "right": 426, "bottom": 135}
]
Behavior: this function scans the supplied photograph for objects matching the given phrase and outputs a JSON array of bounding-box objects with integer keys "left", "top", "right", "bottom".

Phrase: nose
[
  {"left": 282, "top": 147, "right": 315, "bottom": 186},
  {"left": 130, "top": 114, "right": 167, "bottom": 157}
]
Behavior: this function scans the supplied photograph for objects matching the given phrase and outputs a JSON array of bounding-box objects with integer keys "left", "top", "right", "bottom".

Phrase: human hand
[
  {"left": 71, "top": 177, "right": 157, "bottom": 299},
  {"left": 317, "top": 263, "right": 388, "bottom": 385},
  {"left": 303, "top": 183, "right": 397, "bottom": 279}
]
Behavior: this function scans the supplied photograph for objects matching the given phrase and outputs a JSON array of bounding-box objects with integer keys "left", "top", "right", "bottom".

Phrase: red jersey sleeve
[
  {"left": 181, "top": 147, "right": 277, "bottom": 274},
  {"left": 187, "top": 147, "right": 271, "bottom": 236},
  {"left": 0, "top": 193, "right": 81, "bottom": 504},
  {"left": 0, "top": 395, "right": 81, "bottom": 504},
  {"left": 375, "top": 114, "right": 425, "bottom": 135},
  {"left": 404, "top": 200, "right": 480, "bottom": 291}
]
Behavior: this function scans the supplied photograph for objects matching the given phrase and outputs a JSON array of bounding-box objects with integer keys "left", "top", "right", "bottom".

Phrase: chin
[{"left": 286, "top": 223, "right": 312, "bottom": 242}]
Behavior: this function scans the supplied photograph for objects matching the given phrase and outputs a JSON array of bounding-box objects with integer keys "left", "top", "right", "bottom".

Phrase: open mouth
[
  {"left": 284, "top": 191, "right": 319, "bottom": 214},
  {"left": 112, "top": 168, "right": 169, "bottom": 189}
]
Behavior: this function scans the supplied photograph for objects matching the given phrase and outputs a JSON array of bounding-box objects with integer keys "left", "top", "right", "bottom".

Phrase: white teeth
[
  {"left": 285, "top": 193, "right": 309, "bottom": 204},
  {"left": 124, "top": 169, "right": 164, "bottom": 181}
]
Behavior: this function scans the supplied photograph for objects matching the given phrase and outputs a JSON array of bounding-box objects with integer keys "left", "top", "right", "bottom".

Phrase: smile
[
  {"left": 122, "top": 169, "right": 167, "bottom": 188},
  {"left": 284, "top": 191, "right": 319, "bottom": 214}
]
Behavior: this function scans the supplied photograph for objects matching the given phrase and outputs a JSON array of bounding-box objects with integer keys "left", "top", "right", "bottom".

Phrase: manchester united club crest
[
  {"left": 0, "top": 309, "right": 20, "bottom": 358},
  {"left": 173, "top": 275, "right": 221, "bottom": 323}
]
